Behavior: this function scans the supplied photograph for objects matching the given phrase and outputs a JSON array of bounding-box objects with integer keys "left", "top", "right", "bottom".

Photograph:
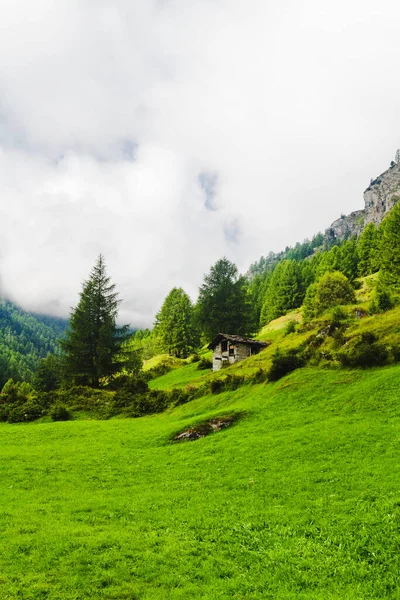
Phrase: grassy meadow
[{"left": 2, "top": 362, "right": 400, "bottom": 599}]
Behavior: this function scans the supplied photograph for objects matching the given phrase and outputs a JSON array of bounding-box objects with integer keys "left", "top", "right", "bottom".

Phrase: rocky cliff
[{"left": 325, "top": 162, "right": 400, "bottom": 244}]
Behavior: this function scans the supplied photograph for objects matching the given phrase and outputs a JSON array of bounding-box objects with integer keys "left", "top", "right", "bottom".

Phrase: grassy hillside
[
  {"left": 146, "top": 275, "right": 400, "bottom": 393},
  {"left": 2, "top": 363, "right": 400, "bottom": 599}
]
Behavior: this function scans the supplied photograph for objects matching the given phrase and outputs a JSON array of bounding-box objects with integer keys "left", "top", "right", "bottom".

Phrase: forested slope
[{"left": 0, "top": 300, "right": 67, "bottom": 386}]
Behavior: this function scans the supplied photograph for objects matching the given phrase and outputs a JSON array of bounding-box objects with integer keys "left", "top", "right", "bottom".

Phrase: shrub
[
  {"left": 267, "top": 349, "right": 305, "bottom": 382},
  {"left": 337, "top": 333, "right": 389, "bottom": 368},
  {"left": 51, "top": 404, "right": 71, "bottom": 421},
  {"left": 113, "top": 377, "right": 149, "bottom": 408},
  {"left": 170, "top": 388, "right": 190, "bottom": 406},
  {"left": 7, "top": 399, "right": 45, "bottom": 423},
  {"left": 224, "top": 375, "right": 245, "bottom": 390},
  {"left": 197, "top": 356, "right": 213, "bottom": 370},
  {"left": 252, "top": 369, "right": 268, "bottom": 384},
  {"left": 303, "top": 272, "right": 356, "bottom": 320},
  {"left": 126, "top": 390, "right": 170, "bottom": 417},
  {"left": 369, "top": 286, "right": 394, "bottom": 314},
  {"left": 210, "top": 379, "right": 225, "bottom": 394},
  {"left": 284, "top": 320, "right": 297, "bottom": 335},
  {"left": 53, "top": 386, "right": 114, "bottom": 418}
]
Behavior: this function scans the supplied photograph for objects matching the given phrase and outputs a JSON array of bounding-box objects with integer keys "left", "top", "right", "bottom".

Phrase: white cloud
[{"left": 1, "top": 0, "right": 400, "bottom": 325}]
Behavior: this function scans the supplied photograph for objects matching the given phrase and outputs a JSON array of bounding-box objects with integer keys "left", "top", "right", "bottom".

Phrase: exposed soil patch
[{"left": 173, "top": 414, "right": 242, "bottom": 442}]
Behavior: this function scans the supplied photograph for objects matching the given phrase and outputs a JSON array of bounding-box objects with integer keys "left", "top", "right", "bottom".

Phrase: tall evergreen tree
[
  {"left": 357, "top": 223, "right": 379, "bottom": 276},
  {"left": 260, "top": 260, "right": 304, "bottom": 326},
  {"left": 316, "top": 245, "right": 341, "bottom": 278},
  {"left": 338, "top": 239, "right": 359, "bottom": 281},
  {"left": 197, "top": 258, "right": 255, "bottom": 341},
  {"left": 378, "top": 203, "right": 400, "bottom": 294},
  {"left": 154, "top": 288, "right": 199, "bottom": 358},
  {"left": 60, "top": 255, "right": 128, "bottom": 387}
]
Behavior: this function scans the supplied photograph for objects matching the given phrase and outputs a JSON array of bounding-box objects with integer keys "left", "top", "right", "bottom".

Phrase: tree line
[{"left": 2, "top": 201, "right": 400, "bottom": 397}]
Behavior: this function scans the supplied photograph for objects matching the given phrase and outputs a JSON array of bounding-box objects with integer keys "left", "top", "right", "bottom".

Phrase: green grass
[
  {"left": 148, "top": 361, "right": 211, "bottom": 390},
  {"left": 2, "top": 364, "right": 400, "bottom": 598}
]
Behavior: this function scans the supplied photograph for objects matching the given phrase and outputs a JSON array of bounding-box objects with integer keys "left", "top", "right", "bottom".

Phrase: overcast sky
[{"left": 0, "top": 0, "right": 399, "bottom": 326}]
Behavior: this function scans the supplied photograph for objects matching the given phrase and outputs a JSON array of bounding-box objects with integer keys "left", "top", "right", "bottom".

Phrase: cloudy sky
[{"left": 1, "top": 0, "right": 400, "bottom": 326}]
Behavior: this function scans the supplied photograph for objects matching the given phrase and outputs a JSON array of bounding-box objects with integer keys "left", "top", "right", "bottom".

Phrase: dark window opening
[
  {"left": 229, "top": 345, "right": 235, "bottom": 357},
  {"left": 221, "top": 340, "right": 228, "bottom": 352}
]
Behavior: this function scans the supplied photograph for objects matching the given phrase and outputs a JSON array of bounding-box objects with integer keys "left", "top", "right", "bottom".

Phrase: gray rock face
[
  {"left": 364, "top": 163, "right": 400, "bottom": 226},
  {"left": 325, "top": 162, "right": 400, "bottom": 243},
  {"left": 325, "top": 210, "right": 365, "bottom": 244}
]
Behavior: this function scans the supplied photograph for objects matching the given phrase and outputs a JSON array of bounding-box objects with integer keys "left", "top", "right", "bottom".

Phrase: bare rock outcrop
[
  {"left": 364, "top": 163, "right": 400, "bottom": 226},
  {"left": 325, "top": 162, "right": 400, "bottom": 244}
]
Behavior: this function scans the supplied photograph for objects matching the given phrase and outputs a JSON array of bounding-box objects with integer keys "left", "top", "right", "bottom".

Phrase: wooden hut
[{"left": 208, "top": 333, "right": 268, "bottom": 371}]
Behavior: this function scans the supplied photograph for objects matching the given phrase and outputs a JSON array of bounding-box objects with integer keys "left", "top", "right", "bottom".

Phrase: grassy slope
[{"left": 2, "top": 364, "right": 400, "bottom": 599}]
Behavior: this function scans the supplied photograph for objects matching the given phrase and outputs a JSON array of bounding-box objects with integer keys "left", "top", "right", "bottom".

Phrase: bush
[
  {"left": 224, "top": 375, "right": 245, "bottom": 390},
  {"left": 210, "top": 379, "right": 225, "bottom": 394},
  {"left": 144, "top": 357, "right": 180, "bottom": 380},
  {"left": 252, "top": 369, "right": 268, "bottom": 384},
  {"left": 7, "top": 398, "right": 45, "bottom": 423},
  {"left": 53, "top": 386, "right": 115, "bottom": 418},
  {"left": 113, "top": 377, "right": 149, "bottom": 408},
  {"left": 337, "top": 333, "right": 389, "bottom": 368},
  {"left": 303, "top": 272, "right": 356, "bottom": 320},
  {"left": 197, "top": 356, "right": 213, "bottom": 370},
  {"left": 267, "top": 349, "right": 305, "bottom": 382},
  {"left": 51, "top": 404, "right": 71, "bottom": 421},
  {"left": 126, "top": 389, "right": 171, "bottom": 417},
  {"left": 369, "top": 286, "right": 394, "bottom": 314},
  {"left": 284, "top": 320, "right": 297, "bottom": 335}
]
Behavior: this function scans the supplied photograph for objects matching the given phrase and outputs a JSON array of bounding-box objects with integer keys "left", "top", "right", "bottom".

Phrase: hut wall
[{"left": 212, "top": 341, "right": 250, "bottom": 371}]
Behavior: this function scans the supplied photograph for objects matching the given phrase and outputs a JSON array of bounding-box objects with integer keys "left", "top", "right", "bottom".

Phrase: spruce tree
[
  {"left": 357, "top": 223, "right": 379, "bottom": 276},
  {"left": 60, "top": 255, "right": 128, "bottom": 387},
  {"left": 316, "top": 245, "right": 341, "bottom": 278},
  {"left": 154, "top": 288, "right": 199, "bottom": 358},
  {"left": 260, "top": 260, "right": 304, "bottom": 326},
  {"left": 197, "top": 258, "right": 255, "bottom": 340},
  {"left": 338, "top": 240, "right": 359, "bottom": 281},
  {"left": 378, "top": 203, "right": 400, "bottom": 294}
]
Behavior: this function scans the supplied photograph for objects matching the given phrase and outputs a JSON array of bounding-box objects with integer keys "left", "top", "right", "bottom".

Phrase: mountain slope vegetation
[{"left": 0, "top": 299, "right": 67, "bottom": 387}]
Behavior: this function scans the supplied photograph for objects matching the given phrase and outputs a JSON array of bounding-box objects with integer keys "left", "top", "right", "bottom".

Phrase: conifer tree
[
  {"left": 60, "top": 255, "right": 128, "bottom": 387},
  {"left": 357, "top": 223, "right": 379, "bottom": 276},
  {"left": 260, "top": 260, "right": 304, "bottom": 326},
  {"left": 339, "top": 239, "right": 359, "bottom": 281},
  {"left": 197, "top": 258, "right": 255, "bottom": 340},
  {"left": 316, "top": 245, "right": 341, "bottom": 278},
  {"left": 378, "top": 203, "right": 400, "bottom": 294},
  {"left": 154, "top": 288, "right": 199, "bottom": 358}
]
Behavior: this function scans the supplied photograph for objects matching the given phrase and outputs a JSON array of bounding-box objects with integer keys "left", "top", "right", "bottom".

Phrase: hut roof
[{"left": 208, "top": 333, "right": 269, "bottom": 350}]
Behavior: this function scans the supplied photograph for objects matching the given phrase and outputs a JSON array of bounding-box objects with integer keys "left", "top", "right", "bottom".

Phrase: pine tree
[
  {"left": 197, "top": 258, "right": 255, "bottom": 341},
  {"left": 395, "top": 149, "right": 400, "bottom": 164},
  {"left": 60, "top": 255, "right": 128, "bottom": 387},
  {"left": 154, "top": 288, "right": 199, "bottom": 358}
]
